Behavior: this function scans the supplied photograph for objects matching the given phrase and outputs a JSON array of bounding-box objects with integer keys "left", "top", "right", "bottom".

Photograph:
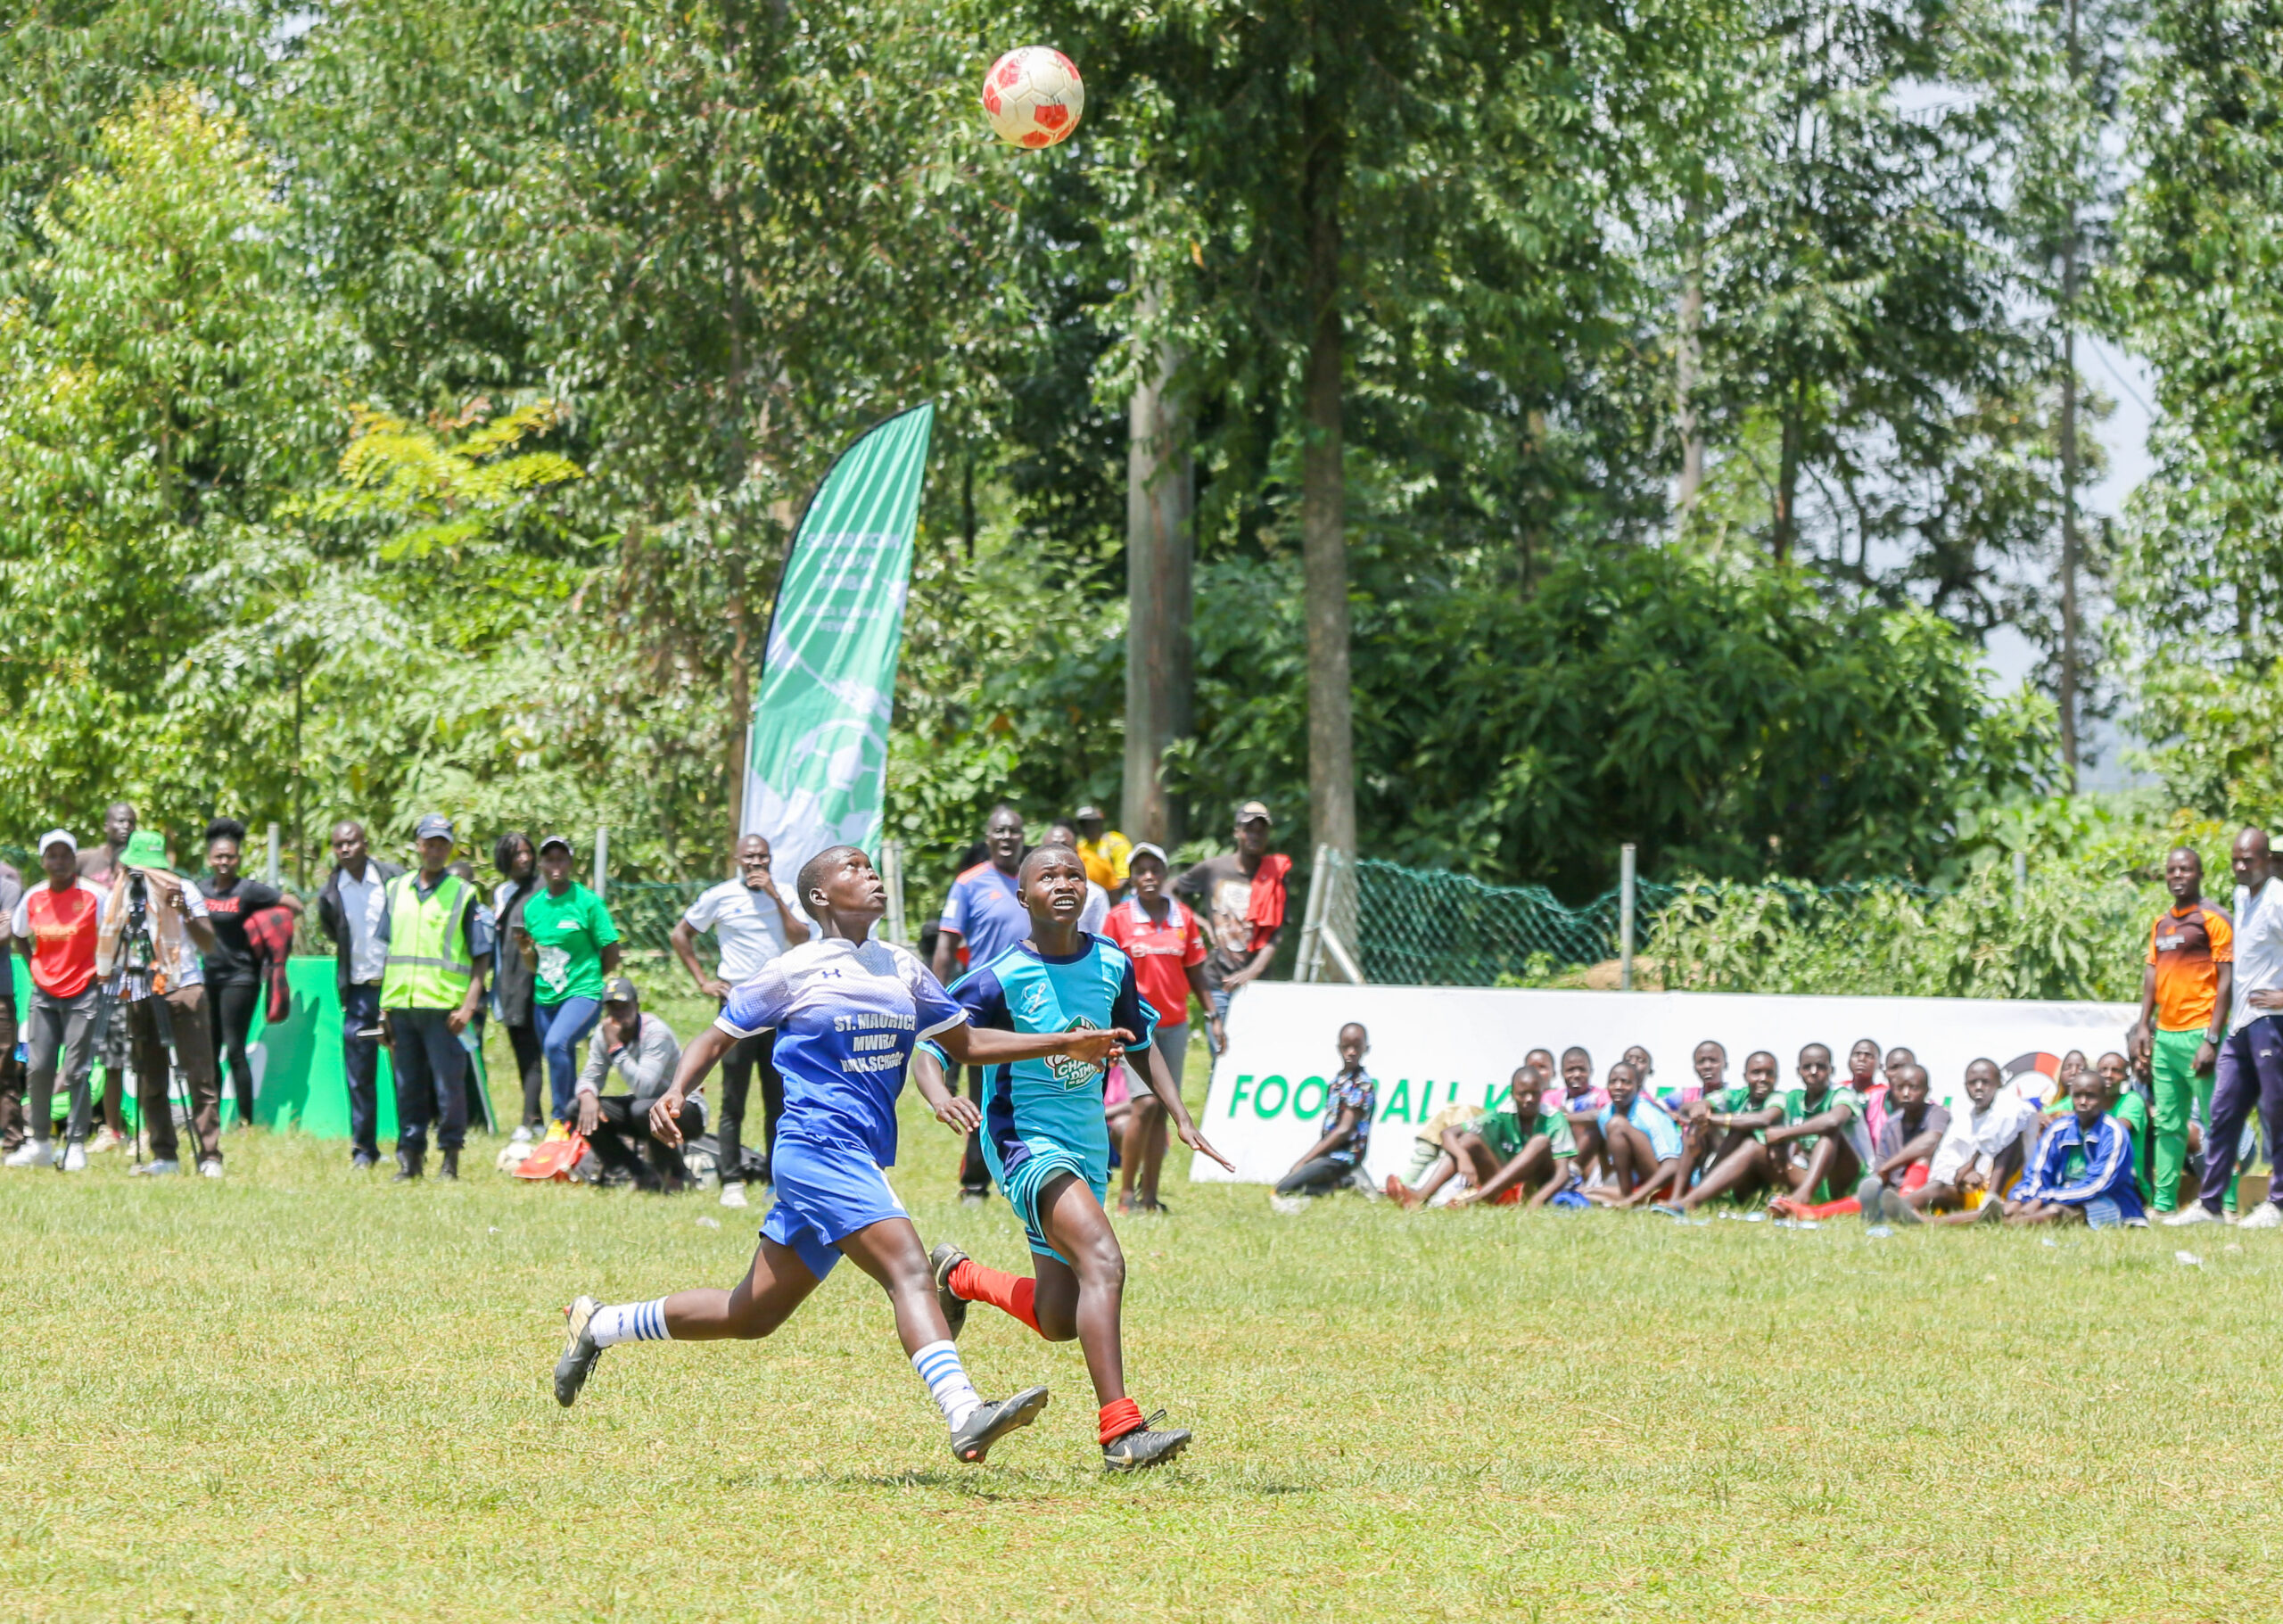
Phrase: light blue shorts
[
  {"left": 760, "top": 1134, "right": 909, "bottom": 1281},
  {"left": 981, "top": 1139, "right": 1104, "bottom": 1265}
]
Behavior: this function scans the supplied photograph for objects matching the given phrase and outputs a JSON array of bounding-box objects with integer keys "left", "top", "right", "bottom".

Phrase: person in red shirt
[
  {"left": 1101, "top": 844, "right": 1217, "bottom": 1214},
  {"left": 4, "top": 831, "right": 107, "bottom": 1171}
]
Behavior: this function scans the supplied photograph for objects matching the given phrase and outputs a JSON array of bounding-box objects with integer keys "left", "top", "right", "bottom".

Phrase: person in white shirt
[
  {"left": 316, "top": 821, "right": 404, "bottom": 1170},
  {"left": 2172, "top": 828, "right": 2283, "bottom": 1226},
  {"left": 1888, "top": 1058, "right": 2040, "bottom": 1224},
  {"left": 671, "top": 833, "right": 810, "bottom": 1209}
]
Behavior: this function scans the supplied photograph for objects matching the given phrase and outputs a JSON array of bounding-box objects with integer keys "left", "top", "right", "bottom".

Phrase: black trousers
[
  {"left": 1275, "top": 1155, "right": 1358, "bottom": 1197},
  {"left": 959, "top": 1065, "right": 992, "bottom": 1193},
  {"left": 588, "top": 1094, "right": 704, "bottom": 1191},
  {"left": 209, "top": 979, "right": 262, "bottom": 1123},
  {"left": 715, "top": 1028, "right": 782, "bottom": 1183},
  {"left": 506, "top": 1018, "right": 544, "bottom": 1128}
]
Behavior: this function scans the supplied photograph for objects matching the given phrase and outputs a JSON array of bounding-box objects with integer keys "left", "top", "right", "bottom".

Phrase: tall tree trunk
[
  {"left": 1773, "top": 379, "right": 1801, "bottom": 565},
  {"left": 1124, "top": 284, "right": 1194, "bottom": 849},
  {"left": 1517, "top": 408, "right": 1547, "bottom": 600},
  {"left": 728, "top": 557, "right": 753, "bottom": 834},
  {"left": 2056, "top": 0, "right": 2082, "bottom": 791},
  {"left": 1675, "top": 211, "right": 1705, "bottom": 523},
  {"left": 1302, "top": 83, "right": 1356, "bottom": 857}
]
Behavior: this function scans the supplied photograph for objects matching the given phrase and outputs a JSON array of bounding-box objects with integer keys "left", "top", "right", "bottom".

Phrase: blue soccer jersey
[
  {"left": 952, "top": 937, "right": 1154, "bottom": 1166},
  {"left": 717, "top": 936, "right": 965, "bottom": 1168}
]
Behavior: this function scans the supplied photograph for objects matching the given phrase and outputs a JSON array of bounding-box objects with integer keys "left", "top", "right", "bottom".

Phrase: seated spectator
[
  {"left": 573, "top": 977, "right": 696, "bottom": 1191},
  {"left": 1622, "top": 1043, "right": 1656, "bottom": 1102},
  {"left": 2004, "top": 1069, "right": 2147, "bottom": 1228},
  {"left": 1585, "top": 1060, "right": 1683, "bottom": 1207},
  {"left": 2044, "top": 1051, "right": 2150, "bottom": 1204},
  {"left": 1856, "top": 1063, "right": 1950, "bottom": 1222},
  {"left": 1385, "top": 1065, "right": 1576, "bottom": 1209},
  {"left": 1892, "top": 1059, "right": 2040, "bottom": 1224},
  {"left": 1665, "top": 1049, "right": 1782, "bottom": 1209},
  {"left": 1845, "top": 1037, "right": 1884, "bottom": 1143},
  {"left": 1764, "top": 1044, "right": 1871, "bottom": 1216},
  {"left": 1274, "top": 1022, "right": 1375, "bottom": 1199},
  {"left": 2050, "top": 1049, "right": 2089, "bottom": 1107},
  {"left": 1551, "top": 1045, "right": 1611, "bottom": 1181}
]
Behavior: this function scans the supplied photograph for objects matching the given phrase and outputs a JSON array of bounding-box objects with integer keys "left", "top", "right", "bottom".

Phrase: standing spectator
[
  {"left": 196, "top": 816, "right": 301, "bottom": 1131},
  {"left": 0, "top": 853, "right": 20, "bottom": 1154},
  {"left": 670, "top": 832, "right": 809, "bottom": 1208},
  {"left": 4, "top": 832, "right": 105, "bottom": 1170},
  {"left": 573, "top": 977, "right": 697, "bottom": 1191},
  {"left": 489, "top": 832, "right": 547, "bottom": 1143},
  {"left": 2170, "top": 828, "right": 2283, "bottom": 1227},
  {"left": 1174, "top": 800, "right": 1292, "bottom": 1053},
  {"left": 2130, "top": 846, "right": 2231, "bottom": 1216},
  {"left": 316, "top": 820, "right": 401, "bottom": 1170},
  {"left": 76, "top": 800, "right": 137, "bottom": 1151},
  {"left": 1102, "top": 842, "right": 1218, "bottom": 1213},
  {"left": 99, "top": 832, "right": 227, "bottom": 1177},
  {"left": 378, "top": 815, "right": 490, "bottom": 1181},
  {"left": 931, "top": 803, "right": 1032, "bottom": 1203},
  {"left": 1072, "top": 805, "right": 1132, "bottom": 896},
  {"left": 511, "top": 833, "right": 621, "bottom": 1128}
]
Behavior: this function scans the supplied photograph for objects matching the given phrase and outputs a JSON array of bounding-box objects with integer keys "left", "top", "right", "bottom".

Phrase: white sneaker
[
  {"left": 2237, "top": 1201, "right": 2283, "bottom": 1231},
  {"left": 2163, "top": 1204, "right": 2223, "bottom": 1226},
  {"left": 1270, "top": 1194, "right": 1309, "bottom": 1216},
  {"left": 510, "top": 1125, "right": 536, "bottom": 1145},
  {"left": 62, "top": 1142, "right": 88, "bottom": 1173},
  {"left": 199, "top": 1159, "right": 224, "bottom": 1180},
  {"left": 5, "top": 1139, "right": 56, "bottom": 1168},
  {"left": 719, "top": 1181, "right": 748, "bottom": 1210},
  {"left": 87, "top": 1125, "right": 124, "bottom": 1154},
  {"left": 130, "top": 1158, "right": 182, "bottom": 1177}
]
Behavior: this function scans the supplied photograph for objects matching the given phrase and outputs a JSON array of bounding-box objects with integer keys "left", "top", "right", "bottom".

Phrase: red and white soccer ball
[{"left": 981, "top": 47, "right": 1084, "bottom": 149}]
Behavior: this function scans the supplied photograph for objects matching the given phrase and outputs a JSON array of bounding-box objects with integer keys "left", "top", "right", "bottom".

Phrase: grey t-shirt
[
  {"left": 1875, "top": 1101, "right": 1953, "bottom": 1166},
  {"left": 578, "top": 1010, "right": 685, "bottom": 1101}
]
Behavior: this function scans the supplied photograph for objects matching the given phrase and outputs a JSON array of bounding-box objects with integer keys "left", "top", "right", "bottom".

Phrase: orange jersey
[{"left": 2147, "top": 902, "right": 2232, "bottom": 1032}]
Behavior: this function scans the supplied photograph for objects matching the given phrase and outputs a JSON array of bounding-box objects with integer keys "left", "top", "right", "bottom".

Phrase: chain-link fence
[
  {"left": 606, "top": 881, "right": 712, "bottom": 956},
  {"left": 1298, "top": 854, "right": 1927, "bottom": 987}
]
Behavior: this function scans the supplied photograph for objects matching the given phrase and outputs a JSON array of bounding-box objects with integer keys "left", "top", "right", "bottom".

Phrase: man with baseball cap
[
  {"left": 1174, "top": 800, "right": 1293, "bottom": 1052},
  {"left": 4, "top": 831, "right": 106, "bottom": 1170},
  {"left": 573, "top": 976, "right": 698, "bottom": 1191},
  {"left": 376, "top": 814, "right": 490, "bottom": 1181},
  {"left": 98, "top": 831, "right": 227, "bottom": 1176}
]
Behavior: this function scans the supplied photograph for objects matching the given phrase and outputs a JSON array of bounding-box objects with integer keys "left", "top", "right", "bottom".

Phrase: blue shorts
[
  {"left": 981, "top": 1135, "right": 1106, "bottom": 1265},
  {"left": 759, "top": 1134, "right": 910, "bottom": 1282}
]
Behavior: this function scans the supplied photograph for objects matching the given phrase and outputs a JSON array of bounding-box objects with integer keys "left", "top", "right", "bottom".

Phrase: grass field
[{"left": 4, "top": 1002, "right": 2279, "bottom": 1621}]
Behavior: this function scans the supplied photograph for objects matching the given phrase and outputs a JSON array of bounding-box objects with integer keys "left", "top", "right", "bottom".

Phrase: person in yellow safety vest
[
  {"left": 1073, "top": 806, "right": 1132, "bottom": 897},
  {"left": 377, "top": 813, "right": 490, "bottom": 1182}
]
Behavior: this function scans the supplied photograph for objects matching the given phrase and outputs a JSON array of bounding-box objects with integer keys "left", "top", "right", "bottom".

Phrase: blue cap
[{"left": 414, "top": 814, "right": 455, "bottom": 841}]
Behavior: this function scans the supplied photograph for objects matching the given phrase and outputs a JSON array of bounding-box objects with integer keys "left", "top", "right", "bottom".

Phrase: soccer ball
[{"left": 981, "top": 47, "right": 1084, "bottom": 149}]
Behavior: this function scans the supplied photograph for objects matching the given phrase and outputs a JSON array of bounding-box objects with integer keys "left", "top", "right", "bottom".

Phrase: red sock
[
  {"left": 1800, "top": 1195, "right": 1860, "bottom": 1220},
  {"left": 947, "top": 1258, "right": 1042, "bottom": 1336},
  {"left": 1098, "top": 1397, "right": 1143, "bottom": 1445}
]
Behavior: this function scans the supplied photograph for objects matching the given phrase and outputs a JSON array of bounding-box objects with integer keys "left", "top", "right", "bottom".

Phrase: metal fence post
[
  {"left": 1619, "top": 843, "right": 1636, "bottom": 992},
  {"left": 594, "top": 825, "right": 608, "bottom": 899},
  {"left": 1296, "top": 843, "right": 1333, "bottom": 983},
  {"left": 266, "top": 821, "right": 281, "bottom": 887}
]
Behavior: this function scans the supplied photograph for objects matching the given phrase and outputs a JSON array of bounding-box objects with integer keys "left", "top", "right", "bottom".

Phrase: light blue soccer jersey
[{"left": 947, "top": 937, "right": 1156, "bottom": 1175}]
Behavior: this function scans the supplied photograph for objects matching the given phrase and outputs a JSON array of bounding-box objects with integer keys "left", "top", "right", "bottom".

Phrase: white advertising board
[{"left": 1191, "top": 982, "right": 2139, "bottom": 1186}]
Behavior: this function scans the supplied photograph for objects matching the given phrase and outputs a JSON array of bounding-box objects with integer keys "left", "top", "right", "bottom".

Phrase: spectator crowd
[{"left": 5, "top": 793, "right": 2275, "bottom": 1241}]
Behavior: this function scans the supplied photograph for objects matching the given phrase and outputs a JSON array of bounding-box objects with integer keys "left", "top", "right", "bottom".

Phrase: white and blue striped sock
[
  {"left": 589, "top": 1298, "right": 673, "bottom": 1348},
  {"left": 911, "top": 1340, "right": 981, "bottom": 1430}
]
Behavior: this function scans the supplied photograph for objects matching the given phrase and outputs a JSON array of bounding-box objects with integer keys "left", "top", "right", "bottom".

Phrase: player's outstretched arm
[
  {"left": 1137, "top": 1036, "right": 1233, "bottom": 1173},
  {"left": 911, "top": 1049, "right": 980, "bottom": 1134},
  {"left": 935, "top": 1022, "right": 1133, "bottom": 1070},
  {"left": 647, "top": 1024, "right": 737, "bottom": 1146}
]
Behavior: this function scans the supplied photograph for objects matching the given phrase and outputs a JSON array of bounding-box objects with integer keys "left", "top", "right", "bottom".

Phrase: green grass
[{"left": 4, "top": 1006, "right": 2278, "bottom": 1620}]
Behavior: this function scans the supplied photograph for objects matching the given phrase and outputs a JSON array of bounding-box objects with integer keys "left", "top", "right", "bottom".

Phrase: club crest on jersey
[
  {"left": 1020, "top": 981, "right": 1050, "bottom": 1019},
  {"left": 1045, "top": 1017, "right": 1104, "bottom": 1090}
]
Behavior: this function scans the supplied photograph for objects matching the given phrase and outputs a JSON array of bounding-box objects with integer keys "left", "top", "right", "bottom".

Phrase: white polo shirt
[
  {"left": 681, "top": 877, "right": 802, "bottom": 985},
  {"left": 2232, "top": 877, "right": 2283, "bottom": 1032}
]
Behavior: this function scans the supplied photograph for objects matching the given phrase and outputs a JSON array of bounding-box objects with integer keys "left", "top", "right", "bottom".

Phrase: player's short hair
[
  {"left": 1799, "top": 1042, "right": 1832, "bottom": 1063},
  {"left": 205, "top": 816, "right": 247, "bottom": 846},
  {"left": 1561, "top": 1046, "right": 1590, "bottom": 1065},
  {"left": 985, "top": 801, "right": 1022, "bottom": 828},
  {"left": 1020, "top": 844, "right": 1085, "bottom": 884},
  {"left": 1745, "top": 1050, "right": 1778, "bottom": 1070},
  {"left": 798, "top": 845, "right": 864, "bottom": 909}
]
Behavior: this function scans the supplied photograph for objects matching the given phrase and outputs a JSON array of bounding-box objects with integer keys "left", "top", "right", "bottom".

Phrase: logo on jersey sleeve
[{"left": 1044, "top": 1018, "right": 1105, "bottom": 1090}]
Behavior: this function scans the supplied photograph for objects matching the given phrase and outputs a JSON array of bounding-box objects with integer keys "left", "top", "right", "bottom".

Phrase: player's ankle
[{"left": 1098, "top": 1397, "right": 1143, "bottom": 1445}]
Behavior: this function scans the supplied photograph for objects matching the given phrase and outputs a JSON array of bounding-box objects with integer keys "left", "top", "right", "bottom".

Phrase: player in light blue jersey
[
  {"left": 548, "top": 845, "right": 1132, "bottom": 1464},
  {"left": 912, "top": 845, "right": 1232, "bottom": 1471}
]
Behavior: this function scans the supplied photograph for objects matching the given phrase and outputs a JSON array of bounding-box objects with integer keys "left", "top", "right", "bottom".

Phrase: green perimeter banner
[{"left": 740, "top": 404, "right": 935, "bottom": 891}]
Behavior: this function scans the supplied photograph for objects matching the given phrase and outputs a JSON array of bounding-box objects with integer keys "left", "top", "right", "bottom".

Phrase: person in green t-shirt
[
  {"left": 1386, "top": 1065, "right": 1578, "bottom": 1209},
  {"left": 511, "top": 834, "right": 622, "bottom": 1126},
  {"left": 1764, "top": 1043, "right": 1871, "bottom": 1211},
  {"left": 1656, "top": 1050, "right": 1789, "bottom": 1215},
  {"left": 1669, "top": 1048, "right": 1783, "bottom": 1200}
]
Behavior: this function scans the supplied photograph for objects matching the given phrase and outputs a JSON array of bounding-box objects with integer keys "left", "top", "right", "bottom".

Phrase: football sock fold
[
  {"left": 589, "top": 1299, "right": 672, "bottom": 1348},
  {"left": 1098, "top": 1397, "right": 1144, "bottom": 1445},
  {"left": 912, "top": 1340, "right": 982, "bottom": 1429},
  {"left": 947, "top": 1258, "right": 1043, "bottom": 1336}
]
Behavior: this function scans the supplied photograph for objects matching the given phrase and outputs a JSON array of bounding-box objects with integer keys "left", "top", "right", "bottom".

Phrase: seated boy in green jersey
[
  {"left": 1385, "top": 1065, "right": 1576, "bottom": 1209},
  {"left": 1669, "top": 1046, "right": 1778, "bottom": 1198}
]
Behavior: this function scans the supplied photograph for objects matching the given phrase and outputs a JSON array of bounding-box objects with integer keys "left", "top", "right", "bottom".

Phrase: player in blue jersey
[
  {"left": 548, "top": 845, "right": 1133, "bottom": 1464},
  {"left": 912, "top": 844, "right": 1232, "bottom": 1471}
]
